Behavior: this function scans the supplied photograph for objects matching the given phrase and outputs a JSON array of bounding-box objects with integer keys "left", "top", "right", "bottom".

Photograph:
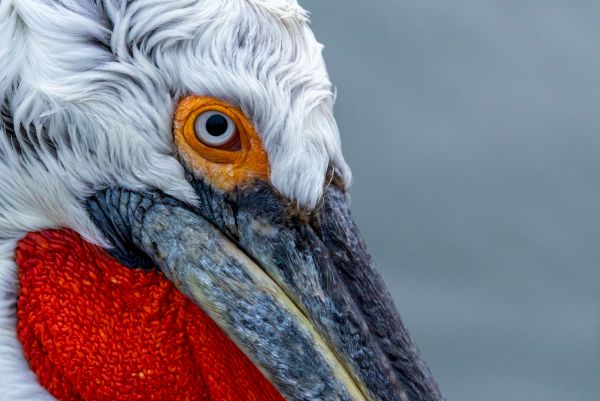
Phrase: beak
[{"left": 87, "top": 179, "right": 442, "bottom": 401}]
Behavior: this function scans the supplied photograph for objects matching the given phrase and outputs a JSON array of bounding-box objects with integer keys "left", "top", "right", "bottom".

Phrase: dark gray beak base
[{"left": 86, "top": 180, "right": 443, "bottom": 401}]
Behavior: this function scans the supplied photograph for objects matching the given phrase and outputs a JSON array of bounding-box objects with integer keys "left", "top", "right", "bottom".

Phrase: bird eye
[
  {"left": 194, "top": 111, "right": 238, "bottom": 148},
  {"left": 173, "top": 95, "right": 270, "bottom": 190}
]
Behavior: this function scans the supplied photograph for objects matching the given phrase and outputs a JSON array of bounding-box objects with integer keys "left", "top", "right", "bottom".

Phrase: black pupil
[{"left": 205, "top": 114, "right": 229, "bottom": 137}]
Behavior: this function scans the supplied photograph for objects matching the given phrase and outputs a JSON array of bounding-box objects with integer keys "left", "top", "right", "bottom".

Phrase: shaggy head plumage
[{"left": 0, "top": 0, "right": 350, "bottom": 241}]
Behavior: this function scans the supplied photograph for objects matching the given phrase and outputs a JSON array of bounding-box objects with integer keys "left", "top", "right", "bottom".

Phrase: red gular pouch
[{"left": 16, "top": 229, "right": 285, "bottom": 401}]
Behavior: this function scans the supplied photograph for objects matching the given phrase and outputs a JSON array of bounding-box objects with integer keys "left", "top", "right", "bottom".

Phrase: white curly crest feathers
[{"left": 0, "top": 1, "right": 351, "bottom": 399}]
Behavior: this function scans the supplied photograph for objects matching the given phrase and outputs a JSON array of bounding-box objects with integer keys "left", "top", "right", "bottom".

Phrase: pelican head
[{"left": 0, "top": 1, "right": 442, "bottom": 401}]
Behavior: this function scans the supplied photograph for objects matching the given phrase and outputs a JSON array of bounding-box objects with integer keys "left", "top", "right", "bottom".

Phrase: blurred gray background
[{"left": 300, "top": 1, "right": 600, "bottom": 401}]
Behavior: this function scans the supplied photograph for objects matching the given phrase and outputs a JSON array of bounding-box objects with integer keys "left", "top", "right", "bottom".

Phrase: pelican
[{"left": 0, "top": 1, "right": 443, "bottom": 400}]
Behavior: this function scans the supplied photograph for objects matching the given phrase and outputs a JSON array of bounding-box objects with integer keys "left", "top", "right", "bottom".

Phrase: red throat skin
[{"left": 16, "top": 229, "right": 285, "bottom": 401}]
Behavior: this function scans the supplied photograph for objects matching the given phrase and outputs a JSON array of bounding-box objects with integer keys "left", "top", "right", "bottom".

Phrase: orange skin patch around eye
[
  {"left": 174, "top": 96, "right": 270, "bottom": 191},
  {"left": 16, "top": 229, "right": 285, "bottom": 401}
]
